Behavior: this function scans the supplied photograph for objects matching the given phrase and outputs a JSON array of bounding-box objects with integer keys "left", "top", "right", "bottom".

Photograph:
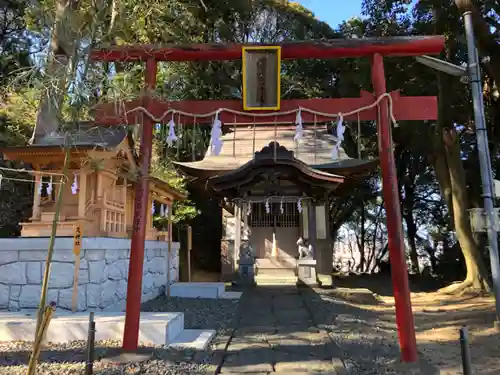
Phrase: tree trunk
[
  {"left": 31, "top": 0, "right": 79, "bottom": 142},
  {"left": 357, "top": 205, "right": 366, "bottom": 272},
  {"left": 403, "top": 177, "right": 420, "bottom": 274},
  {"left": 430, "top": 4, "right": 491, "bottom": 293},
  {"left": 442, "top": 128, "right": 490, "bottom": 291}
]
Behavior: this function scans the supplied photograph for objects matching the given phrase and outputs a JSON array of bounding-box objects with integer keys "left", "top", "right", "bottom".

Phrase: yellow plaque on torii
[{"left": 242, "top": 46, "right": 281, "bottom": 111}]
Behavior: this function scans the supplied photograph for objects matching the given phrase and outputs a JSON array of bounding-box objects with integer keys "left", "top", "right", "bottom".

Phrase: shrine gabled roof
[
  {"left": 207, "top": 142, "right": 345, "bottom": 198},
  {"left": 174, "top": 126, "right": 377, "bottom": 178}
]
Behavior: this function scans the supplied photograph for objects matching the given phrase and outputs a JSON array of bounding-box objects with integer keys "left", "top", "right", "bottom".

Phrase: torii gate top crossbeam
[{"left": 90, "top": 36, "right": 444, "bottom": 62}]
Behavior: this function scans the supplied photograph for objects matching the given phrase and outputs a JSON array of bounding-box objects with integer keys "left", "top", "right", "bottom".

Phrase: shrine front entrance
[{"left": 248, "top": 201, "right": 301, "bottom": 270}]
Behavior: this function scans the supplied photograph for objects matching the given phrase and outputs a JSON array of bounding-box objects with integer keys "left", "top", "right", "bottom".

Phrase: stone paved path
[{"left": 218, "top": 286, "right": 345, "bottom": 374}]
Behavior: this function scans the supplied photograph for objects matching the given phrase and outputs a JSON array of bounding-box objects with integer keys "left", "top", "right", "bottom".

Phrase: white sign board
[
  {"left": 495, "top": 180, "right": 500, "bottom": 198},
  {"left": 225, "top": 217, "right": 236, "bottom": 240}
]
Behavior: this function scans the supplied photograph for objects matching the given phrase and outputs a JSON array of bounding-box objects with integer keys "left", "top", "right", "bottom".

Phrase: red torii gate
[{"left": 90, "top": 36, "right": 444, "bottom": 363}]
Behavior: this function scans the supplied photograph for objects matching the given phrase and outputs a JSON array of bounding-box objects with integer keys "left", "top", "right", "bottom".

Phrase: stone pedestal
[
  {"left": 237, "top": 256, "right": 255, "bottom": 285},
  {"left": 296, "top": 259, "right": 318, "bottom": 286}
]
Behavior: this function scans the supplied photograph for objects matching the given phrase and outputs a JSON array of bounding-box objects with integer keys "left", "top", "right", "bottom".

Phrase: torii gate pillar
[{"left": 372, "top": 53, "right": 417, "bottom": 362}]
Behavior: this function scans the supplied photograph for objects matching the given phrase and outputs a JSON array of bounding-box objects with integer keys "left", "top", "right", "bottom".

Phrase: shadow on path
[{"left": 216, "top": 285, "right": 440, "bottom": 375}]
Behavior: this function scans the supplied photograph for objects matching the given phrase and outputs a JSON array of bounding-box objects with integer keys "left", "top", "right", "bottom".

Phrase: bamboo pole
[
  {"left": 27, "top": 303, "right": 56, "bottom": 375},
  {"left": 35, "top": 144, "right": 71, "bottom": 337}
]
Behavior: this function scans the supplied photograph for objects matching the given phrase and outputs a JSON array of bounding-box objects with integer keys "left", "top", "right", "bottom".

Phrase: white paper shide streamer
[
  {"left": 166, "top": 115, "right": 178, "bottom": 147},
  {"left": 209, "top": 111, "right": 223, "bottom": 156},
  {"left": 297, "top": 198, "right": 302, "bottom": 213},
  {"left": 37, "top": 178, "right": 43, "bottom": 196},
  {"left": 71, "top": 174, "right": 78, "bottom": 195},
  {"left": 294, "top": 109, "right": 304, "bottom": 142},
  {"left": 331, "top": 114, "right": 345, "bottom": 160},
  {"left": 151, "top": 201, "right": 155, "bottom": 215},
  {"left": 47, "top": 176, "right": 53, "bottom": 195},
  {"left": 265, "top": 198, "right": 271, "bottom": 214},
  {"left": 160, "top": 204, "right": 165, "bottom": 217}
]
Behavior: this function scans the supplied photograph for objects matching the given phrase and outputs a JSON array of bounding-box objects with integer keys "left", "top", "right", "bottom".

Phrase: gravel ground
[
  {"left": 303, "top": 288, "right": 438, "bottom": 375},
  {"left": 0, "top": 296, "right": 239, "bottom": 375}
]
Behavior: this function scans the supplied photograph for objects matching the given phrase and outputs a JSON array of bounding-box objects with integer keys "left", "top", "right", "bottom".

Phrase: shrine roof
[
  {"left": 174, "top": 126, "right": 377, "bottom": 177},
  {"left": 31, "top": 122, "right": 128, "bottom": 149},
  {"left": 209, "top": 141, "right": 346, "bottom": 197}
]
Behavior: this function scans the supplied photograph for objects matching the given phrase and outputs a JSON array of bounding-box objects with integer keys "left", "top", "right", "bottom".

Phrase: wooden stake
[
  {"left": 166, "top": 203, "right": 173, "bottom": 297},
  {"left": 187, "top": 225, "right": 192, "bottom": 282}
]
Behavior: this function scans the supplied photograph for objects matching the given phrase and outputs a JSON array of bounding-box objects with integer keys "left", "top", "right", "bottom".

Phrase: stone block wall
[{"left": 0, "top": 238, "right": 179, "bottom": 312}]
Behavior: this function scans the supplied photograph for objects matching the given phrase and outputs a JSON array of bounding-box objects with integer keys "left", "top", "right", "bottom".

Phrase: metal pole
[
  {"left": 463, "top": 11, "right": 500, "bottom": 327},
  {"left": 85, "top": 312, "right": 95, "bottom": 375},
  {"left": 459, "top": 327, "right": 472, "bottom": 375}
]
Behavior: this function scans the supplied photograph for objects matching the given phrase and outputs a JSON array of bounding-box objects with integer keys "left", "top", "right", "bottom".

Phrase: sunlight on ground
[{"left": 351, "top": 289, "right": 498, "bottom": 375}]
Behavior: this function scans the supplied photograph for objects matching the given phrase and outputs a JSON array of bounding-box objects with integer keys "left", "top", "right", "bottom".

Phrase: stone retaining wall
[{"left": 0, "top": 238, "right": 179, "bottom": 312}]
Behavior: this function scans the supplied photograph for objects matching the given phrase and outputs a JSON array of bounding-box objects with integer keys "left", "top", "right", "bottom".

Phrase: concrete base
[
  {"left": 317, "top": 274, "right": 333, "bottom": 288},
  {"left": 296, "top": 259, "right": 317, "bottom": 286},
  {"left": 219, "top": 291, "right": 243, "bottom": 299},
  {"left": 0, "top": 311, "right": 215, "bottom": 349},
  {"left": 169, "top": 329, "right": 216, "bottom": 350},
  {"left": 170, "top": 282, "right": 225, "bottom": 299}
]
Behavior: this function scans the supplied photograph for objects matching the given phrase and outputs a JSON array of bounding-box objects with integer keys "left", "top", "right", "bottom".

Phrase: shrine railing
[
  {"left": 103, "top": 207, "right": 126, "bottom": 234},
  {"left": 104, "top": 188, "right": 125, "bottom": 210}
]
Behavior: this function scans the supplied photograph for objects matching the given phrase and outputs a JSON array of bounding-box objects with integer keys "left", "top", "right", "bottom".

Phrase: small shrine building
[
  {"left": 176, "top": 125, "right": 377, "bottom": 282},
  {"left": 1, "top": 122, "right": 185, "bottom": 239}
]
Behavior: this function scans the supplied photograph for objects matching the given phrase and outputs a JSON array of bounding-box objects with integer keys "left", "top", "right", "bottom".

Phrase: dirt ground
[
  {"left": 189, "top": 269, "right": 499, "bottom": 373},
  {"left": 334, "top": 274, "right": 499, "bottom": 375}
]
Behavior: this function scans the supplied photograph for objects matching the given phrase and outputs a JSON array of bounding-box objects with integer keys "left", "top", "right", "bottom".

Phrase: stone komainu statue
[{"left": 296, "top": 237, "right": 313, "bottom": 259}]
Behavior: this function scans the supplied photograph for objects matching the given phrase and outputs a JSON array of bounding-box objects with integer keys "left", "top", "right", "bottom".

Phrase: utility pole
[{"left": 463, "top": 11, "right": 500, "bottom": 329}]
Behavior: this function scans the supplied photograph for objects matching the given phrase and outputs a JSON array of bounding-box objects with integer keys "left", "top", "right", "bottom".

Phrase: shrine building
[
  {"left": 1, "top": 122, "right": 185, "bottom": 240},
  {"left": 175, "top": 125, "right": 377, "bottom": 284}
]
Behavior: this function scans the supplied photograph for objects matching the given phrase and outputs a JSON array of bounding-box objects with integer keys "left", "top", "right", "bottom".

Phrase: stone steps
[
  {"left": 169, "top": 282, "right": 242, "bottom": 300},
  {"left": 170, "top": 282, "right": 225, "bottom": 299},
  {"left": 255, "top": 273, "right": 298, "bottom": 286},
  {"left": 0, "top": 311, "right": 216, "bottom": 350}
]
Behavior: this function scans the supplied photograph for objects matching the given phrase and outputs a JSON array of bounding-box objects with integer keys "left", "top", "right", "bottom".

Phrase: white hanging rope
[
  {"left": 234, "top": 195, "right": 308, "bottom": 215},
  {"left": 0, "top": 167, "right": 65, "bottom": 176},
  {"left": 0, "top": 175, "right": 65, "bottom": 186},
  {"left": 123, "top": 93, "right": 397, "bottom": 126}
]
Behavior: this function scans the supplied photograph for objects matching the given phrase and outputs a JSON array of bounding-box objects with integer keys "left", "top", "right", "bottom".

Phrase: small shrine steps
[
  {"left": 255, "top": 258, "right": 298, "bottom": 286},
  {"left": 0, "top": 311, "right": 215, "bottom": 350},
  {"left": 169, "top": 282, "right": 242, "bottom": 300}
]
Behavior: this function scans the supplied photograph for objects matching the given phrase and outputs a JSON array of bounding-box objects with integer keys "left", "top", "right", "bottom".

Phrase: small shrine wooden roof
[
  {"left": 175, "top": 127, "right": 377, "bottom": 178},
  {"left": 31, "top": 122, "right": 128, "bottom": 149}
]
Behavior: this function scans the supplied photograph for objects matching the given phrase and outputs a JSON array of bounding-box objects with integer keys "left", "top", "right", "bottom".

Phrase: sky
[{"left": 295, "top": 0, "right": 363, "bottom": 27}]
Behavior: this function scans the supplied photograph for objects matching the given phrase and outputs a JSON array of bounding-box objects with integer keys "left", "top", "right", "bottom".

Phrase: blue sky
[{"left": 296, "top": 0, "right": 363, "bottom": 27}]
